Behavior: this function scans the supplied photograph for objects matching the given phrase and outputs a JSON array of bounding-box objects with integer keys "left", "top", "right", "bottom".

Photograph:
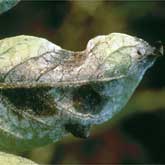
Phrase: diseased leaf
[{"left": 0, "top": 33, "right": 162, "bottom": 151}]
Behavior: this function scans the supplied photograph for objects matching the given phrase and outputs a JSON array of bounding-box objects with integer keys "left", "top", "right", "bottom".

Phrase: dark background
[{"left": 0, "top": 1, "right": 165, "bottom": 164}]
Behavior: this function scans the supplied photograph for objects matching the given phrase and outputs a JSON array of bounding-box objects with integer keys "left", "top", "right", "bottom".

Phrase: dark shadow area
[
  {"left": 121, "top": 110, "right": 165, "bottom": 164},
  {"left": 0, "top": 1, "right": 71, "bottom": 38}
]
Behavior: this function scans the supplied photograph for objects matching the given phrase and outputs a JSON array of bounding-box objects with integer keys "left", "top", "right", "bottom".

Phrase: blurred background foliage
[{"left": 0, "top": 0, "right": 165, "bottom": 164}]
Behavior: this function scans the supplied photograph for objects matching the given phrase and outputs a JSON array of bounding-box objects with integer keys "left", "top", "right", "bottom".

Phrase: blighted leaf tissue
[{"left": 0, "top": 33, "right": 162, "bottom": 151}]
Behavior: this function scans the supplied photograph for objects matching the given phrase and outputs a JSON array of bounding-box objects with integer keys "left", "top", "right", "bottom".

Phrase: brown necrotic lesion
[
  {"left": 1, "top": 87, "right": 57, "bottom": 116},
  {"left": 72, "top": 84, "right": 107, "bottom": 115}
]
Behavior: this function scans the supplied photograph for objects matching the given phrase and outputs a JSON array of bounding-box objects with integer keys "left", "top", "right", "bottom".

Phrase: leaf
[
  {"left": 0, "top": 0, "right": 20, "bottom": 15},
  {"left": 0, "top": 33, "right": 161, "bottom": 152},
  {"left": 0, "top": 151, "right": 37, "bottom": 165}
]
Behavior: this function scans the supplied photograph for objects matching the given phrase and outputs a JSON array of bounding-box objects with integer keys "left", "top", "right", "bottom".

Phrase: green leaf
[{"left": 0, "top": 0, "right": 20, "bottom": 15}]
